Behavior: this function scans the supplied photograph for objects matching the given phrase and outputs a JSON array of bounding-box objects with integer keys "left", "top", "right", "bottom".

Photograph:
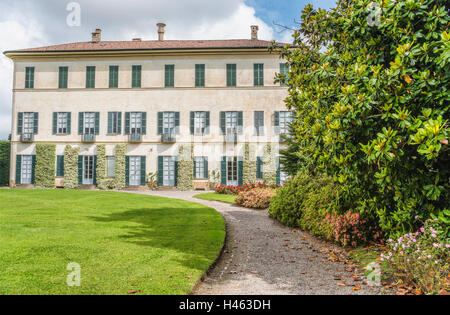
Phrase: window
[
  {"left": 254, "top": 63, "right": 264, "bottom": 86},
  {"left": 59, "top": 67, "right": 68, "bottom": 89},
  {"left": 195, "top": 64, "right": 205, "bottom": 87},
  {"left": 254, "top": 111, "right": 264, "bottom": 135},
  {"left": 194, "top": 111, "right": 206, "bottom": 134},
  {"left": 279, "top": 111, "right": 294, "bottom": 135},
  {"left": 106, "top": 156, "right": 115, "bottom": 178},
  {"left": 132, "top": 65, "right": 142, "bottom": 88},
  {"left": 256, "top": 157, "right": 263, "bottom": 179},
  {"left": 226, "top": 64, "right": 236, "bottom": 87},
  {"left": 56, "top": 155, "right": 64, "bottom": 177},
  {"left": 86, "top": 66, "right": 96, "bottom": 88},
  {"left": 108, "top": 112, "right": 121, "bottom": 134},
  {"left": 165, "top": 65, "right": 175, "bottom": 87},
  {"left": 280, "top": 63, "right": 289, "bottom": 86},
  {"left": 23, "top": 113, "right": 35, "bottom": 134},
  {"left": 194, "top": 157, "right": 208, "bottom": 179},
  {"left": 163, "top": 112, "right": 175, "bottom": 133},
  {"left": 109, "top": 66, "right": 119, "bottom": 88},
  {"left": 57, "top": 112, "right": 68, "bottom": 134},
  {"left": 25, "top": 67, "right": 35, "bottom": 89},
  {"left": 226, "top": 112, "right": 238, "bottom": 135},
  {"left": 84, "top": 112, "right": 95, "bottom": 134},
  {"left": 130, "top": 112, "right": 143, "bottom": 134}
]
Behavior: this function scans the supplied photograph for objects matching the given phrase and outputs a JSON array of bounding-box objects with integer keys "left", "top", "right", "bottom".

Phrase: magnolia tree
[{"left": 273, "top": 0, "right": 449, "bottom": 235}]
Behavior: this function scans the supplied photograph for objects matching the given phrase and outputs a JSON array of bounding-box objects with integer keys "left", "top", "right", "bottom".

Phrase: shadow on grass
[{"left": 89, "top": 207, "right": 225, "bottom": 271}]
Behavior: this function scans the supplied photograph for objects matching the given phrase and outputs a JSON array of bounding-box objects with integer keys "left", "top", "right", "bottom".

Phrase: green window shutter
[
  {"left": 254, "top": 64, "right": 264, "bottom": 86},
  {"left": 140, "top": 156, "right": 146, "bottom": 186},
  {"left": 195, "top": 64, "right": 205, "bottom": 87},
  {"left": 174, "top": 159, "right": 178, "bottom": 187},
  {"left": 204, "top": 157, "right": 209, "bottom": 180},
  {"left": 125, "top": 156, "right": 130, "bottom": 186},
  {"left": 67, "top": 113, "right": 71, "bottom": 135},
  {"left": 220, "top": 112, "right": 226, "bottom": 135},
  {"left": 276, "top": 157, "right": 281, "bottom": 186},
  {"left": 15, "top": 155, "right": 22, "bottom": 184},
  {"left": 274, "top": 111, "right": 280, "bottom": 135},
  {"left": 238, "top": 157, "right": 243, "bottom": 186},
  {"left": 226, "top": 64, "right": 236, "bottom": 87},
  {"left": 109, "top": 66, "right": 119, "bottom": 88},
  {"left": 190, "top": 112, "right": 195, "bottom": 134},
  {"left": 86, "top": 66, "right": 95, "bottom": 88},
  {"left": 141, "top": 112, "right": 147, "bottom": 135},
  {"left": 221, "top": 156, "right": 227, "bottom": 185},
  {"left": 193, "top": 159, "right": 197, "bottom": 179},
  {"left": 17, "top": 113, "right": 23, "bottom": 135},
  {"left": 132, "top": 65, "right": 142, "bottom": 88},
  {"left": 157, "top": 156, "right": 163, "bottom": 186},
  {"left": 78, "top": 112, "right": 84, "bottom": 135},
  {"left": 25, "top": 67, "right": 34, "bottom": 89},
  {"left": 53, "top": 113, "right": 57, "bottom": 135},
  {"left": 175, "top": 112, "right": 180, "bottom": 134},
  {"left": 78, "top": 156, "right": 83, "bottom": 185},
  {"left": 205, "top": 112, "right": 210, "bottom": 134},
  {"left": 59, "top": 67, "right": 68, "bottom": 89},
  {"left": 94, "top": 112, "right": 100, "bottom": 135},
  {"left": 107, "top": 112, "right": 113, "bottom": 134},
  {"left": 56, "top": 155, "right": 64, "bottom": 177},
  {"left": 125, "top": 112, "right": 131, "bottom": 135},
  {"left": 93, "top": 156, "right": 97, "bottom": 185},
  {"left": 157, "top": 112, "right": 163, "bottom": 135},
  {"left": 33, "top": 113, "right": 39, "bottom": 134},
  {"left": 165, "top": 65, "right": 174, "bottom": 87},
  {"left": 238, "top": 111, "right": 243, "bottom": 135},
  {"left": 117, "top": 112, "right": 122, "bottom": 134},
  {"left": 256, "top": 157, "right": 263, "bottom": 179},
  {"left": 31, "top": 155, "right": 36, "bottom": 184}
]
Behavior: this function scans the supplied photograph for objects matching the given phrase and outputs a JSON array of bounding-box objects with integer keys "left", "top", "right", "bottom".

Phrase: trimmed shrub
[
  {"left": 177, "top": 144, "right": 194, "bottom": 191},
  {"left": 64, "top": 145, "right": 80, "bottom": 189},
  {"left": 215, "top": 183, "right": 279, "bottom": 195},
  {"left": 0, "top": 141, "right": 10, "bottom": 186},
  {"left": 35, "top": 143, "right": 56, "bottom": 188},
  {"left": 235, "top": 188, "right": 276, "bottom": 209}
]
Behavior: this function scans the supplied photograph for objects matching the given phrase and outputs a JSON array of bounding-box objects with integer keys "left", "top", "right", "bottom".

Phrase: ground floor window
[
  {"left": 21, "top": 155, "right": 33, "bottom": 184},
  {"left": 194, "top": 157, "right": 208, "bottom": 179},
  {"left": 106, "top": 156, "right": 115, "bottom": 178}
]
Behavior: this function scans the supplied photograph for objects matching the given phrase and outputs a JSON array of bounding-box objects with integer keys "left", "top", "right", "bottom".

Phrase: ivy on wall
[
  {"left": 96, "top": 144, "right": 108, "bottom": 189},
  {"left": 114, "top": 144, "right": 126, "bottom": 190},
  {"left": 64, "top": 145, "right": 80, "bottom": 189},
  {"left": 0, "top": 141, "right": 10, "bottom": 186},
  {"left": 263, "top": 143, "right": 276, "bottom": 185},
  {"left": 35, "top": 143, "right": 56, "bottom": 188},
  {"left": 243, "top": 143, "right": 256, "bottom": 185},
  {"left": 97, "top": 144, "right": 127, "bottom": 190},
  {"left": 177, "top": 144, "right": 194, "bottom": 191}
]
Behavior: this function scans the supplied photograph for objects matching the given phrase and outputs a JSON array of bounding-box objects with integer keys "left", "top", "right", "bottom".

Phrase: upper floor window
[
  {"left": 18, "top": 112, "right": 38, "bottom": 135},
  {"left": 78, "top": 112, "right": 99, "bottom": 135},
  {"left": 220, "top": 111, "right": 243, "bottom": 135},
  {"left": 195, "top": 64, "right": 205, "bottom": 87},
  {"left": 279, "top": 63, "right": 289, "bottom": 87},
  {"left": 107, "top": 112, "right": 122, "bottom": 134},
  {"left": 132, "top": 65, "right": 142, "bottom": 88},
  {"left": 226, "top": 64, "right": 237, "bottom": 87},
  {"left": 254, "top": 63, "right": 264, "bottom": 86},
  {"left": 53, "top": 112, "right": 71, "bottom": 135},
  {"left": 125, "top": 112, "right": 147, "bottom": 135},
  {"left": 158, "top": 112, "right": 180, "bottom": 135},
  {"left": 190, "top": 111, "right": 210, "bottom": 135},
  {"left": 254, "top": 111, "right": 265, "bottom": 136},
  {"left": 275, "top": 111, "right": 294, "bottom": 135},
  {"left": 25, "top": 67, "right": 35, "bottom": 89},
  {"left": 165, "top": 65, "right": 175, "bottom": 87},
  {"left": 109, "top": 66, "right": 119, "bottom": 88},
  {"left": 59, "top": 67, "right": 68, "bottom": 89},
  {"left": 86, "top": 66, "right": 96, "bottom": 88}
]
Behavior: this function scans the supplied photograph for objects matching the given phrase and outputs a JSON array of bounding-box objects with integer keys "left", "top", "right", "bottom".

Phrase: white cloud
[{"left": 0, "top": 0, "right": 279, "bottom": 140}]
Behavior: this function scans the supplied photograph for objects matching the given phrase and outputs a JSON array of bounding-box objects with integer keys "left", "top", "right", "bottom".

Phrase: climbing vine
[
  {"left": 35, "top": 143, "right": 56, "bottom": 188},
  {"left": 63, "top": 145, "right": 80, "bottom": 189},
  {"left": 243, "top": 143, "right": 256, "bottom": 185},
  {"left": 263, "top": 143, "right": 276, "bottom": 185},
  {"left": 97, "top": 144, "right": 127, "bottom": 190},
  {"left": 177, "top": 144, "right": 194, "bottom": 191}
]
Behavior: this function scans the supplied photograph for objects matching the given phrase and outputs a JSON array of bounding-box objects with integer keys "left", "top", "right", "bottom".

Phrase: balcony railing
[
  {"left": 129, "top": 133, "right": 142, "bottom": 143},
  {"left": 161, "top": 132, "right": 176, "bottom": 143},
  {"left": 82, "top": 134, "right": 95, "bottom": 143},
  {"left": 225, "top": 132, "right": 238, "bottom": 143},
  {"left": 20, "top": 133, "right": 34, "bottom": 143}
]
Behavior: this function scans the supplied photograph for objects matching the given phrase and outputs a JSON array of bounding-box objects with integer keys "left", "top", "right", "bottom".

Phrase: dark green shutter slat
[
  {"left": 193, "top": 159, "right": 197, "bottom": 179},
  {"left": 17, "top": 113, "right": 23, "bottom": 135},
  {"left": 93, "top": 156, "right": 97, "bottom": 185},
  {"left": 220, "top": 112, "right": 226, "bottom": 135},
  {"left": 125, "top": 156, "right": 130, "bottom": 186},
  {"left": 274, "top": 111, "right": 280, "bottom": 135},
  {"left": 221, "top": 156, "right": 227, "bottom": 185},
  {"left": 109, "top": 66, "right": 118, "bottom": 88},
  {"left": 140, "top": 156, "right": 146, "bottom": 186},
  {"left": 67, "top": 113, "right": 71, "bottom": 134},
  {"left": 157, "top": 156, "right": 163, "bottom": 186},
  {"left": 53, "top": 113, "right": 57, "bottom": 135},
  {"left": 31, "top": 155, "right": 36, "bottom": 184},
  {"left": 238, "top": 111, "right": 243, "bottom": 135},
  {"left": 238, "top": 157, "right": 243, "bottom": 186},
  {"left": 175, "top": 112, "right": 180, "bottom": 134},
  {"left": 15, "top": 155, "right": 22, "bottom": 184},
  {"left": 190, "top": 112, "right": 195, "bottom": 135},
  {"left": 132, "top": 65, "right": 142, "bottom": 88},
  {"left": 95, "top": 112, "right": 100, "bottom": 135},
  {"left": 174, "top": 159, "right": 178, "bottom": 187},
  {"left": 59, "top": 67, "right": 68, "bottom": 89},
  {"left": 78, "top": 156, "right": 83, "bottom": 185},
  {"left": 276, "top": 157, "right": 281, "bottom": 186},
  {"left": 205, "top": 112, "right": 210, "bottom": 134},
  {"left": 86, "top": 66, "right": 95, "bottom": 88},
  {"left": 157, "top": 112, "right": 163, "bottom": 135},
  {"left": 117, "top": 112, "right": 122, "bottom": 134},
  {"left": 78, "top": 113, "right": 84, "bottom": 135},
  {"left": 204, "top": 157, "right": 208, "bottom": 179},
  {"left": 141, "top": 112, "right": 147, "bottom": 135},
  {"left": 256, "top": 157, "right": 263, "bottom": 179},
  {"left": 107, "top": 112, "right": 113, "bottom": 134},
  {"left": 33, "top": 113, "right": 39, "bottom": 135},
  {"left": 57, "top": 155, "right": 64, "bottom": 177},
  {"left": 125, "top": 112, "right": 130, "bottom": 135},
  {"left": 165, "top": 65, "right": 174, "bottom": 87}
]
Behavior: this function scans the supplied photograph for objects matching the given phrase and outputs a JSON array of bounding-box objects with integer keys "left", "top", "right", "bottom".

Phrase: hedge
[
  {"left": 35, "top": 143, "right": 56, "bottom": 188},
  {"left": 0, "top": 141, "right": 10, "bottom": 186}
]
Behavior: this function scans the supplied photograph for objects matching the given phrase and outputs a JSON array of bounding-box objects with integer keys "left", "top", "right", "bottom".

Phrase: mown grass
[
  {"left": 194, "top": 193, "right": 237, "bottom": 204},
  {"left": 0, "top": 189, "right": 225, "bottom": 295}
]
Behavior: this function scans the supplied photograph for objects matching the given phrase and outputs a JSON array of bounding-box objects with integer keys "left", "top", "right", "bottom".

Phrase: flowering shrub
[
  {"left": 215, "top": 182, "right": 279, "bottom": 195},
  {"left": 381, "top": 218, "right": 449, "bottom": 294},
  {"left": 235, "top": 188, "right": 276, "bottom": 209},
  {"left": 325, "top": 212, "right": 384, "bottom": 247}
]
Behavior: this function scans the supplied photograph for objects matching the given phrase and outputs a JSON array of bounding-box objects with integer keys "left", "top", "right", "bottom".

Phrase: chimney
[
  {"left": 132, "top": 38, "right": 142, "bottom": 42},
  {"left": 251, "top": 25, "right": 259, "bottom": 40},
  {"left": 157, "top": 23, "right": 166, "bottom": 41},
  {"left": 92, "top": 29, "right": 102, "bottom": 42}
]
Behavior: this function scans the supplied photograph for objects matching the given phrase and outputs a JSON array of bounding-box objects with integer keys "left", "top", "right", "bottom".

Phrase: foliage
[
  {"left": 96, "top": 144, "right": 107, "bottom": 189},
  {"left": 97, "top": 144, "right": 127, "bottom": 190},
  {"left": 208, "top": 170, "right": 221, "bottom": 190},
  {"left": 215, "top": 182, "right": 279, "bottom": 195},
  {"left": 0, "top": 141, "right": 10, "bottom": 186},
  {"left": 177, "top": 144, "right": 194, "bottom": 191},
  {"left": 262, "top": 144, "right": 276, "bottom": 185},
  {"left": 272, "top": 0, "right": 450, "bottom": 236},
  {"left": 235, "top": 188, "right": 276, "bottom": 209},
  {"left": 382, "top": 218, "right": 449, "bottom": 294},
  {"left": 146, "top": 172, "right": 158, "bottom": 190},
  {"left": 279, "top": 124, "right": 303, "bottom": 177},
  {"left": 113, "top": 144, "right": 126, "bottom": 190},
  {"left": 34, "top": 143, "right": 56, "bottom": 188},
  {"left": 243, "top": 143, "right": 256, "bottom": 185},
  {"left": 63, "top": 145, "right": 79, "bottom": 189}
]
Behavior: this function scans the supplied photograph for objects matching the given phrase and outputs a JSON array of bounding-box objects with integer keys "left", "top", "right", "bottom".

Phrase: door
[
  {"left": 227, "top": 157, "right": 238, "bottom": 186},
  {"left": 82, "top": 156, "right": 94, "bottom": 185},
  {"left": 163, "top": 156, "right": 176, "bottom": 186},
  {"left": 84, "top": 112, "right": 95, "bottom": 135},
  {"left": 21, "top": 155, "right": 33, "bottom": 184},
  {"left": 163, "top": 112, "right": 175, "bottom": 135},
  {"left": 130, "top": 112, "right": 142, "bottom": 135},
  {"left": 129, "top": 156, "right": 141, "bottom": 186}
]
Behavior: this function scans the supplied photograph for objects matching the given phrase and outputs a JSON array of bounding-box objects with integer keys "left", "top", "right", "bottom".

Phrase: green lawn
[
  {"left": 194, "top": 193, "right": 237, "bottom": 204},
  {"left": 0, "top": 189, "right": 225, "bottom": 295}
]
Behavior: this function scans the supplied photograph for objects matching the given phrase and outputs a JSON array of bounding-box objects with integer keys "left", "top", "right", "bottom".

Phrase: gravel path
[{"left": 132, "top": 190, "right": 387, "bottom": 295}]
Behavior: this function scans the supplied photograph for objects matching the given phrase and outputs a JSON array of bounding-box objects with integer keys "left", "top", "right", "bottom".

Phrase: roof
[{"left": 4, "top": 39, "right": 287, "bottom": 55}]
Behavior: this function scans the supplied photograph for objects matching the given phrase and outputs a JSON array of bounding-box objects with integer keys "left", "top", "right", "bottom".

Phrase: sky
[{"left": 0, "top": 0, "right": 337, "bottom": 140}]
